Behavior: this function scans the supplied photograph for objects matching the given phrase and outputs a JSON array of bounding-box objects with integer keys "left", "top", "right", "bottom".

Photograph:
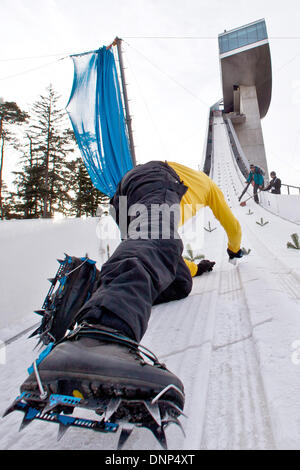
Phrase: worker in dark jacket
[
  {"left": 246, "top": 164, "right": 264, "bottom": 204},
  {"left": 263, "top": 171, "right": 281, "bottom": 194}
]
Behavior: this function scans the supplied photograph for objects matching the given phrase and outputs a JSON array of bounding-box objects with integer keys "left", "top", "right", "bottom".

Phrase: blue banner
[{"left": 66, "top": 47, "right": 133, "bottom": 197}]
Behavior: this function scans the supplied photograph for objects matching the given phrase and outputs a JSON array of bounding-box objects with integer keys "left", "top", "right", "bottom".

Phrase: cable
[
  {"left": 123, "top": 35, "right": 300, "bottom": 40},
  {"left": 0, "top": 52, "right": 72, "bottom": 62},
  {"left": 0, "top": 56, "right": 69, "bottom": 81},
  {"left": 124, "top": 36, "right": 217, "bottom": 40},
  {"left": 124, "top": 41, "right": 210, "bottom": 109},
  {"left": 1, "top": 35, "right": 300, "bottom": 62},
  {"left": 2, "top": 36, "right": 300, "bottom": 84},
  {"left": 125, "top": 50, "right": 170, "bottom": 160}
]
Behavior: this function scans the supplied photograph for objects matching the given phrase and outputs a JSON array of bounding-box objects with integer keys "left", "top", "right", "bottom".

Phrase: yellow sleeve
[
  {"left": 207, "top": 179, "right": 242, "bottom": 253},
  {"left": 184, "top": 258, "right": 198, "bottom": 277},
  {"left": 167, "top": 161, "right": 241, "bottom": 253},
  {"left": 167, "top": 161, "right": 208, "bottom": 226}
]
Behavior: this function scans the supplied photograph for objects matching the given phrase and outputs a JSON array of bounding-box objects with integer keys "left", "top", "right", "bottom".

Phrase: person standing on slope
[
  {"left": 262, "top": 171, "right": 281, "bottom": 194},
  {"left": 245, "top": 164, "right": 264, "bottom": 204}
]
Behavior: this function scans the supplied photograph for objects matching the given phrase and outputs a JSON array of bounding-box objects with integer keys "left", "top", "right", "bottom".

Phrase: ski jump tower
[{"left": 218, "top": 19, "right": 272, "bottom": 175}]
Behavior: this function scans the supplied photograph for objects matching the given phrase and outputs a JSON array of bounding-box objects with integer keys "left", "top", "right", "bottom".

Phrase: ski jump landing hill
[{"left": 1, "top": 20, "right": 300, "bottom": 450}]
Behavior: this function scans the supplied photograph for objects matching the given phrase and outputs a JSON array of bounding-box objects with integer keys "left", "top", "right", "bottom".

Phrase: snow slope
[{"left": 1, "top": 115, "right": 300, "bottom": 450}]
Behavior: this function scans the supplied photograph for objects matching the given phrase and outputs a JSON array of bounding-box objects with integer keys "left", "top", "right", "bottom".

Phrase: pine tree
[
  {"left": 28, "top": 85, "right": 75, "bottom": 218},
  {"left": 11, "top": 134, "right": 45, "bottom": 218},
  {"left": 0, "top": 100, "right": 28, "bottom": 219},
  {"left": 2, "top": 88, "right": 109, "bottom": 220},
  {"left": 69, "top": 157, "right": 109, "bottom": 217},
  {"left": 0, "top": 182, "right": 19, "bottom": 219}
]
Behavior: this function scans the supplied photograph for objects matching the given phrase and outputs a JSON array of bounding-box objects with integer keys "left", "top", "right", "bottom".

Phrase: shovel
[
  {"left": 240, "top": 189, "right": 261, "bottom": 206},
  {"left": 238, "top": 182, "right": 251, "bottom": 202}
]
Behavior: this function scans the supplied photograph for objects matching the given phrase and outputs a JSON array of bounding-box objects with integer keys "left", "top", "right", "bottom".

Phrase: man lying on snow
[{"left": 21, "top": 161, "right": 243, "bottom": 426}]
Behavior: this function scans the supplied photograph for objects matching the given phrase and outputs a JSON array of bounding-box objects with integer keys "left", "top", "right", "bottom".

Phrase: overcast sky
[{"left": 1, "top": 0, "right": 300, "bottom": 188}]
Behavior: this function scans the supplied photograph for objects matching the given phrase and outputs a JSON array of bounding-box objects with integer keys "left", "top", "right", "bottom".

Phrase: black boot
[{"left": 22, "top": 323, "right": 185, "bottom": 416}]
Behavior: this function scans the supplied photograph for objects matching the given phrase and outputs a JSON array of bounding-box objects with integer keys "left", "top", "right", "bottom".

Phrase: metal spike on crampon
[
  {"left": 117, "top": 424, "right": 134, "bottom": 450},
  {"left": 2, "top": 395, "right": 23, "bottom": 418},
  {"left": 142, "top": 420, "right": 168, "bottom": 450},
  {"left": 33, "top": 337, "right": 45, "bottom": 351},
  {"left": 160, "top": 400, "right": 188, "bottom": 419},
  {"left": 57, "top": 422, "right": 70, "bottom": 441},
  {"left": 104, "top": 398, "right": 122, "bottom": 422},
  {"left": 3, "top": 389, "right": 187, "bottom": 450},
  {"left": 28, "top": 327, "right": 40, "bottom": 339},
  {"left": 19, "top": 407, "right": 39, "bottom": 432},
  {"left": 144, "top": 401, "right": 161, "bottom": 427},
  {"left": 34, "top": 310, "right": 46, "bottom": 316},
  {"left": 4, "top": 391, "right": 119, "bottom": 437},
  {"left": 164, "top": 416, "right": 186, "bottom": 438}
]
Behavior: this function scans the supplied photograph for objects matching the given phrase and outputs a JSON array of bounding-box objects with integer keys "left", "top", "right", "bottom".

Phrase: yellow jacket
[{"left": 167, "top": 162, "right": 242, "bottom": 277}]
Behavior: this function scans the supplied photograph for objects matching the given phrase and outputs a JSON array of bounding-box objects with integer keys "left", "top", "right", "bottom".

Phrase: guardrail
[
  {"left": 223, "top": 115, "right": 249, "bottom": 179},
  {"left": 202, "top": 109, "right": 214, "bottom": 176},
  {"left": 281, "top": 184, "right": 300, "bottom": 195}
]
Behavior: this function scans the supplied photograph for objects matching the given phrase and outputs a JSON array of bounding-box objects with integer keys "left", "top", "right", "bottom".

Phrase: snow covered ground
[{"left": 1, "top": 116, "right": 300, "bottom": 450}]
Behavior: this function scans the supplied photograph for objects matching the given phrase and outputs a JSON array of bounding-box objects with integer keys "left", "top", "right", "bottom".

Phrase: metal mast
[{"left": 114, "top": 37, "right": 137, "bottom": 167}]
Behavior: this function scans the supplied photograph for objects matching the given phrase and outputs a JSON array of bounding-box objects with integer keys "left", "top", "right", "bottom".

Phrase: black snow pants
[
  {"left": 76, "top": 161, "right": 193, "bottom": 342},
  {"left": 253, "top": 183, "right": 260, "bottom": 203}
]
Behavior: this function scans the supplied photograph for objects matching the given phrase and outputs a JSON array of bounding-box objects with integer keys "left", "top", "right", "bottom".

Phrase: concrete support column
[{"left": 233, "top": 85, "right": 268, "bottom": 176}]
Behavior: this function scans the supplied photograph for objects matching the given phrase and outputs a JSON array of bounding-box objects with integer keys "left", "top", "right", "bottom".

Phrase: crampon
[
  {"left": 30, "top": 254, "right": 100, "bottom": 346},
  {"left": 3, "top": 324, "right": 186, "bottom": 450},
  {"left": 3, "top": 388, "right": 185, "bottom": 449}
]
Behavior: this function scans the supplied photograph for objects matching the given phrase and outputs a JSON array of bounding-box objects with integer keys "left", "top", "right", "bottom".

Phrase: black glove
[
  {"left": 227, "top": 248, "right": 244, "bottom": 259},
  {"left": 195, "top": 260, "right": 215, "bottom": 276}
]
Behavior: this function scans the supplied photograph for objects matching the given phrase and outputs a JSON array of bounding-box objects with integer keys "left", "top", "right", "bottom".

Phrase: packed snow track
[{"left": 1, "top": 116, "right": 300, "bottom": 450}]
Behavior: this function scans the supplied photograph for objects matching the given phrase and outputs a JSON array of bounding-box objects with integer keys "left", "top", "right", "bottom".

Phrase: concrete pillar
[
  {"left": 233, "top": 85, "right": 240, "bottom": 113},
  {"left": 233, "top": 85, "right": 268, "bottom": 176}
]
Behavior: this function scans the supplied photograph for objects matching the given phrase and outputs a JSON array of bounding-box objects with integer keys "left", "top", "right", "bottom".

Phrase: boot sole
[{"left": 21, "top": 370, "right": 184, "bottom": 410}]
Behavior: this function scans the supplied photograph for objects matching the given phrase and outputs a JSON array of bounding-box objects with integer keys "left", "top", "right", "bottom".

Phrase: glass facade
[{"left": 219, "top": 20, "right": 268, "bottom": 54}]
